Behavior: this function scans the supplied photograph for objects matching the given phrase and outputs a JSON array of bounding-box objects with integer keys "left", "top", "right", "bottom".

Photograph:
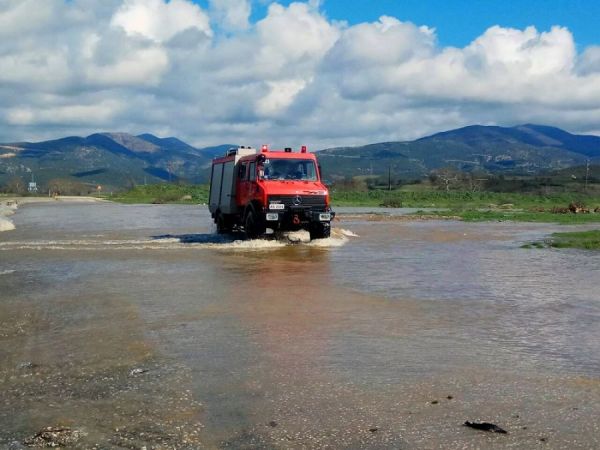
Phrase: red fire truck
[{"left": 208, "top": 145, "right": 334, "bottom": 240}]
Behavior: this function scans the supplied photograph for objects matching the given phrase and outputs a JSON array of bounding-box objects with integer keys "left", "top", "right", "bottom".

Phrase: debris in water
[
  {"left": 23, "top": 427, "right": 82, "bottom": 447},
  {"left": 430, "top": 400, "right": 439, "bottom": 404},
  {"left": 463, "top": 421, "right": 507, "bottom": 434},
  {"left": 369, "top": 427, "right": 378, "bottom": 433},
  {"left": 268, "top": 421, "right": 278, "bottom": 428},
  {"left": 18, "top": 362, "right": 38, "bottom": 370},
  {"left": 129, "top": 368, "right": 149, "bottom": 376},
  {"left": 447, "top": 395, "right": 454, "bottom": 400}
]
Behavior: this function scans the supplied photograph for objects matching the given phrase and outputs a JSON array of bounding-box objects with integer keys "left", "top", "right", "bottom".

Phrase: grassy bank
[
  {"left": 330, "top": 189, "right": 600, "bottom": 210},
  {"left": 523, "top": 230, "right": 600, "bottom": 250},
  {"left": 331, "top": 188, "right": 600, "bottom": 224},
  {"left": 109, "top": 184, "right": 209, "bottom": 204},
  {"left": 425, "top": 209, "right": 600, "bottom": 224},
  {"left": 550, "top": 230, "right": 600, "bottom": 249}
]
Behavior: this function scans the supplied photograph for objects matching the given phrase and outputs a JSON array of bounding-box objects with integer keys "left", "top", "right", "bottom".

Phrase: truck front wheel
[
  {"left": 310, "top": 222, "right": 331, "bottom": 240},
  {"left": 244, "top": 209, "right": 265, "bottom": 240}
]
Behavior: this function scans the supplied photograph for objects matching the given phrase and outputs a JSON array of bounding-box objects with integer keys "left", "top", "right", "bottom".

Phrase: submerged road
[{"left": 1, "top": 202, "right": 599, "bottom": 449}]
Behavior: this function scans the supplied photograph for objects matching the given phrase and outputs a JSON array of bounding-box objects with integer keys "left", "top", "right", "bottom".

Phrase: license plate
[
  {"left": 269, "top": 203, "right": 285, "bottom": 210},
  {"left": 319, "top": 213, "right": 331, "bottom": 221}
]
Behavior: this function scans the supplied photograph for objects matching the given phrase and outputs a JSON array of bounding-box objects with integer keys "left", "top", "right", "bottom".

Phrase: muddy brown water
[{"left": 1, "top": 203, "right": 599, "bottom": 449}]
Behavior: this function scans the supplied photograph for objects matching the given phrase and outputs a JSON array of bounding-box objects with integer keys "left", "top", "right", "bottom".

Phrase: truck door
[{"left": 236, "top": 162, "right": 249, "bottom": 207}]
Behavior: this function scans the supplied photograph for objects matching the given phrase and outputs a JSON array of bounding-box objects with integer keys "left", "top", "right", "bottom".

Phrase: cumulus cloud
[
  {"left": 111, "top": 0, "right": 212, "bottom": 42},
  {"left": 0, "top": 0, "right": 599, "bottom": 148}
]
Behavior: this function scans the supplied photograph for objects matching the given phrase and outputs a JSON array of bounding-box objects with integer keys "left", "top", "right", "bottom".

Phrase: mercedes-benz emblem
[{"left": 292, "top": 195, "right": 302, "bottom": 206}]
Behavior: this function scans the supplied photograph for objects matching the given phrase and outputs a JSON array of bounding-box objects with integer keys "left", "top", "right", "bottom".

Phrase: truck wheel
[
  {"left": 216, "top": 213, "right": 231, "bottom": 234},
  {"left": 244, "top": 209, "right": 265, "bottom": 239},
  {"left": 310, "top": 223, "right": 331, "bottom": 240}
]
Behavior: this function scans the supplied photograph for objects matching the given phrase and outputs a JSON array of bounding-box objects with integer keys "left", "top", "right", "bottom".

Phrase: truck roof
[{"left": 213, "top": 147, "right": 317, "bottom": 164}]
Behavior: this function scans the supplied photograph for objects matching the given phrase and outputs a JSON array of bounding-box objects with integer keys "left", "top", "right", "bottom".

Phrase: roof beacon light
[
  {"left": 261, "top": 144, "right": 268, "bottom": 153},
  {"left": 301, "top": 145, "right": 307, "bottom": 153}
]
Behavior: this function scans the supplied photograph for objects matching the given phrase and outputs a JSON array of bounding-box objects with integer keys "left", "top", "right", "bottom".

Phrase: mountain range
[
  {"left": 1, "top": 124, "right": 599, "bottom": 190},
  {"left": 0, "top": 132, "right": 233, "bottom": 191},
  {"left": 318, "top": 124, "right": 600, "bottom": 180}
]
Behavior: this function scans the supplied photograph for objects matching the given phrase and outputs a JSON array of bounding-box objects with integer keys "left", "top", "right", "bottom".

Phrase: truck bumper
[{"left": 264, "top": 209, "right": 335, "bottom": 227}]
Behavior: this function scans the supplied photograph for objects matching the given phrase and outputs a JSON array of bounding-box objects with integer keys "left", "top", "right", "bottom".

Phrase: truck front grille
[{"left": 268, "top": 195, "right": 327, "bottom": 209}]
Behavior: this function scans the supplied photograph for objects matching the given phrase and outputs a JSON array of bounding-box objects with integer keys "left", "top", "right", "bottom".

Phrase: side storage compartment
[{"left": 209, "top": 160, "right": 236, "bottom": 214}]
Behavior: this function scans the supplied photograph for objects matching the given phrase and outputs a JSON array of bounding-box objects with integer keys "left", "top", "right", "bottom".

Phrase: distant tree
[
  {"left": 3, "top": 176, "right": 26, "bottom": 194},
  {"left": 48, "top": 178, "right": 89, "bottom": 196},
  {"left": 429, "top": 167, "right": 460, "bottom": 191}
]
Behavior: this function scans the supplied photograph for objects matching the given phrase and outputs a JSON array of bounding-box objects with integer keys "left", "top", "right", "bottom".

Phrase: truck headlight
[
  {"left": 266, "top": 213, "right": 279, "bottom": 221},
  {"left": 318, "top": 213, "right": 331, "bottom": 221}
]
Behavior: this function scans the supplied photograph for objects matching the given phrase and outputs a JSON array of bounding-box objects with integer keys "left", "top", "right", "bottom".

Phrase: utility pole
[
  {"left": 388, "top": 166, "right": 392, "bottom": 191},
  {"left": 167, "top": 162, "right": 173, "bottom": 183},
  {"left": 585, "top": 159, "right": 590, "bottom": 192}
]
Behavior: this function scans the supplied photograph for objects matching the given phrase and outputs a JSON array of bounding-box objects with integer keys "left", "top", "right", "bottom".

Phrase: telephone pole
[{"left": 585, "top": 159, "right": 590, "bottom": 192}]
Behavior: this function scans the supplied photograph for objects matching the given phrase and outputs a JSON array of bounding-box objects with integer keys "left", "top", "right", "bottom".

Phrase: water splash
[
  {"left": 0, "top": 217, "right": 15, "bottom": 232},
  {"left": 0, "top": 227, "right": 358, "bottom": 251},
  {"left": 0, "top": 200, "right": 18, "bottom": 232}
]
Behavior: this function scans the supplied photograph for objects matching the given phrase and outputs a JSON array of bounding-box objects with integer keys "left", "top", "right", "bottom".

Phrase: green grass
[
  {"left": 523, "top": 230, "right": 600, "bottom": 250},
  {"left": 426, "top": 209, "right": 600, "bottom": 224},
  {"left": 109, "top": 184, "right": 209, "bottom": 204},
  {"left": 330, "top": 188, "right": 600, "bottom": 210},
  {"left": 549, "top": 230, "right": 600, "bottom": 249}
]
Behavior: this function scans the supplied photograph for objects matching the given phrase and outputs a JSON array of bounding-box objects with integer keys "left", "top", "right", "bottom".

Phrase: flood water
[{"left": 1, "top": 202, "right": 599, "bottom": 449}]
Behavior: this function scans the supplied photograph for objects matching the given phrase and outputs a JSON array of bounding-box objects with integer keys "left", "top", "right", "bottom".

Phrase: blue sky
[
  {"left": 319, "top": 0, "right": 599, "bottom": 48},
  {"left": 197, "top": 0, "right": 599, "bottom": 48}
]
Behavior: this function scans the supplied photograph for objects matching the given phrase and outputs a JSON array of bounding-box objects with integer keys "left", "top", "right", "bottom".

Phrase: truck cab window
[
  {"left": 249, "top": 162, "right": 256, "bottom": 181},
  {"left": 262, "top": 159, "right": 317, "bottom": 181}
]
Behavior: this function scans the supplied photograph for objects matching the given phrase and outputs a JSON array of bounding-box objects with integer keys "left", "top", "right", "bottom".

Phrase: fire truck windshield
[{"left": 262, "top": 158, "right": 317, "bottom": 181}]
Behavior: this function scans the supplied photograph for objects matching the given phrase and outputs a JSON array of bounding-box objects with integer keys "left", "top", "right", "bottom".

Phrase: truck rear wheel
[
  {"left": 244, "top": 209, "right": 265, "bottom": 240},
  {"left": 310, "top": 222, "right": 331, "bottom": 240},
  {"left": 216, "top": 213, "right": 232, "bottom": 234}
]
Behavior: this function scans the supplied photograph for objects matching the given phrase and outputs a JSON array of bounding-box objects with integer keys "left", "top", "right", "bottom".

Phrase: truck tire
[
  {"left": 244, "top": 209, "right": 265, "bottom": 240},
  {"left": 216, "top": 212, "right": 231, "bottom": 234},
  {"left": 310, "top": 222, "right": 331, "bottom": 240}
]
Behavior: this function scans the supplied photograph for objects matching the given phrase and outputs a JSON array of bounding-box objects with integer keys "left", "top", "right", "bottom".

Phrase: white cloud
[
  {"left": 7, "top": 100, "right": 123, "bottom": 126},
  {"left": 0, "top": 0, "right": 599, "bottom": 148},
  {"left": 111, "top": 0, "right": 212, "bottom": 42}
]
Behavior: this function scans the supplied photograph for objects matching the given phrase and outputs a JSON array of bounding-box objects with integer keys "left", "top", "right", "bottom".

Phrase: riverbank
[
  {"left": 0, "top": 196, "right": 108, "bottom": 232},
  {"left": 522, "top": 229, "right": 600, "bottom": 250}
]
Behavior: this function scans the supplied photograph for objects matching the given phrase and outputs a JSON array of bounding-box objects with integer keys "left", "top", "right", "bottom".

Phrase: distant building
[{"left": 28, "top": 181, "right": 38, "bottom": 193}]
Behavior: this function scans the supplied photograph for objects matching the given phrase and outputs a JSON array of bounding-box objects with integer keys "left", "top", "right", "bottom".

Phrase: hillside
[
  {"left": 0, "top": 133, "right": 235, "bottom": 191},
  {"left": 318, "top": 124, "right": 600, "bottom": 180},
  {"left": 2, "top": 124, "right": 599, "bottom": 191}
]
